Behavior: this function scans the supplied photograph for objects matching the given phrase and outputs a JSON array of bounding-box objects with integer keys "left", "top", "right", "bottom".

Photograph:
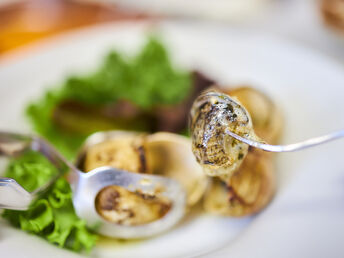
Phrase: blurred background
[{"left": 0, "top": 0, "right": 344, "bottom": 61}]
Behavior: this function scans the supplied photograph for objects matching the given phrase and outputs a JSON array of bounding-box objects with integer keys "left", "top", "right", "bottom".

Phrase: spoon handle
[{"left": 225, "top": 129, "right": 344, "bottom": 152}]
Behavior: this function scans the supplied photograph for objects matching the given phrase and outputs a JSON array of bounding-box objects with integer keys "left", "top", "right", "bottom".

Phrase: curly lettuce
[
  {"left": 2, "top": 151, "right": 97, "bottom": 252},
  {"left": 26, "top": 37, "right": 191, "bottom": 158}
]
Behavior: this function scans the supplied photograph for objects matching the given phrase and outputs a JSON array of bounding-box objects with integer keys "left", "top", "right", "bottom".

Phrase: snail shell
[{"left": 203, "top": 148, "right": 275, "bottom": 216}]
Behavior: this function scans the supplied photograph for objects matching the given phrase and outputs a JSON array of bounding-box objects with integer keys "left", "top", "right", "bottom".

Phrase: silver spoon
[
  {"left": 0, "top": 132, "right": 186, "bottom": 238},
  {"left": 225, "top": 129, "right": 344, "bottom": 152}
]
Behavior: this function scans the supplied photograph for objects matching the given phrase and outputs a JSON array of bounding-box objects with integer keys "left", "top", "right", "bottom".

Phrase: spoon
[{"left": 0, "top": 132, "right": 186, "bottom": 238}]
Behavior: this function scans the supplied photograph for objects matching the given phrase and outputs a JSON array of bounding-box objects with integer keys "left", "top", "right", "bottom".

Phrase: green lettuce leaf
[
  {"left": 2, "top": 151, "right": 97, "bottom": 253},
  {"left": 26, "top": 37, "right": 191, "bottom": 159}
]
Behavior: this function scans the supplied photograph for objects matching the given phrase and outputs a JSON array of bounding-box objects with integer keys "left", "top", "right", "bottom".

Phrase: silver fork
[
  {"left": 0, "top": 132, "right": 186, "bottom": 238},
  {"left": 225, "top": 129, "right": 344, "bottom": 152}
]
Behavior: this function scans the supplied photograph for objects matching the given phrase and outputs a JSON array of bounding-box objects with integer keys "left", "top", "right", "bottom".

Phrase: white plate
[{"left": 0, "top": 21, "right": 344, "bottom": 258}]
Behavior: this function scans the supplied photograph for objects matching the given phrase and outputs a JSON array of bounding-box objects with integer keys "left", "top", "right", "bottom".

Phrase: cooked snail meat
[
  {"left": 203, "top": 148, "right": 275, "bottom": 216},
  {"left": 145, "top": 132, "right": 207, "bottom": 207},
  {"left": 82, "top": 132, "right": 171, "bottom": 226},
  {"left": 79, "top": 130, "right": 207, "bottom": 225},
  {"left": 227, "top": 87, "right": 283, "bottom": 144},
  {"left": 95, "top": 185, "right": 172, "bottom": 225},
  {"left": 84, "top": 133, "right": 148, "bottom": 173},
  {"left": 190, "top": 90, "right": 258, "bottom": 179}
]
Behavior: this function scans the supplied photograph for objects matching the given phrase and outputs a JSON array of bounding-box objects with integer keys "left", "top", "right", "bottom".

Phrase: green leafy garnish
[
  {"left": 4, "top": 151, "right": 58, "bottom": 192},
  {"left": 2, "top": 151, "right": 97, "bottom": 252},
  {"left": 26, "top": 37, "right": 191, "bottom": 158}
]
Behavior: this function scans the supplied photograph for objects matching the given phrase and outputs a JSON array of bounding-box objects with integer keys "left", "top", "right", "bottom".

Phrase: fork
[{"left": 225, "top": 129, "right": 344, "bottom": 152}]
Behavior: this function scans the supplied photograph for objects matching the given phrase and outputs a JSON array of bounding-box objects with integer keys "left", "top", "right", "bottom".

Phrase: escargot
[
  {"left": 190, "top": 90, "right": 259, "bottom": 180},
  {"left": 190, "top": 87, "right": 283, "bottom": 216},
  {"left": 83, "top": 131, "right": 149, "bottom": 173},
  {"left": 78, "top": 131, "right": 207, "bottom": 226}
]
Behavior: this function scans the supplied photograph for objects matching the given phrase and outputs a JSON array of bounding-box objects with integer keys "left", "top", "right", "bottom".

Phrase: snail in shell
[
  {"left": 76, "top": 131, "right": 207, "bottom": 228},
  {"left": 190, "top": 87, "right": 283, "bottom": 216}
]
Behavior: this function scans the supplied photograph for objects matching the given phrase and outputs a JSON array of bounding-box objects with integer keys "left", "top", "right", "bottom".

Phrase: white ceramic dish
[{"left": 0, "top": 21, "right": 344, "bottom": 258}]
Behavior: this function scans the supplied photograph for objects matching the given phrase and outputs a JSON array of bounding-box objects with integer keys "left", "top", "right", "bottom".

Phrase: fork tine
[{"left": 225, "top": 129, "right": 344, "bottom": 152}]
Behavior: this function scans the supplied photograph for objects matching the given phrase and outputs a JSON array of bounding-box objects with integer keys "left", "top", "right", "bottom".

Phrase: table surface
[
  {"left": 0, "top": 0, "right": 343, "bottom": 63},
  {"left": 0, "top": 0, "right": 149, "bottom": 54}
]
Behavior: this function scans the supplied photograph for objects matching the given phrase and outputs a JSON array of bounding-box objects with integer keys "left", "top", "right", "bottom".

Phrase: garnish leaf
[
  {"left": 2, "top": 152, "right": 97, "bottom": 253},
  {"left": 26, "top": 37, "right": 191, "bottom": 158}
]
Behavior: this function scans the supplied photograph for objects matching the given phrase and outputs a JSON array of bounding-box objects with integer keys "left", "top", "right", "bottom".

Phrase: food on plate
[
  {"left": 3, "top": 37, "right": 213, "bottom": 252},
  {"left": 1, "top": 33, "right": 284, "bottom": 253},
  {"left": 84, "top": 132, "right": 149, "bottom": 173},
  {"left": 228, "top": 87, "right": 283, "bottom": 144},
  {"left": 203, "top": 148, "right": 276, "bottom": 216},
  {"left": 145, "top": 132, "right": 208, "bottom": 206},
  {"left": 95, "top": 185, "right": 172, "bottom": 225},
  {"left": 77, "top": 131, "right": 206, "bottom": 224},
  {"left": 2, "top": 151, "right": 97, "bottom": 252},
  {"left": 190, "top": 89, "right": 259, "bottom": 180},
  {"left": 26, "top": 37, "right": 213, "bottom": 159},
  {"left": 191, "top": 87, "right": 283, "bottom": 216},
  {"left": 82, "top": 131, "right": 172, "bottom": 225}
]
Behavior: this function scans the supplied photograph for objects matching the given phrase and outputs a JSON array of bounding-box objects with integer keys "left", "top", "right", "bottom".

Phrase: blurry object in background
[
  {"left": 0, "top": 0, "right": 147, "bottom": 54},
  {"left": 321, "top": 0, "right": 344, "bottom": 33},
  {"left": 90, "top": 0, "right": 271, "bottom": 21},
  {"left": 0, "top": 0, "right": 22, "bottom": 7}
]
